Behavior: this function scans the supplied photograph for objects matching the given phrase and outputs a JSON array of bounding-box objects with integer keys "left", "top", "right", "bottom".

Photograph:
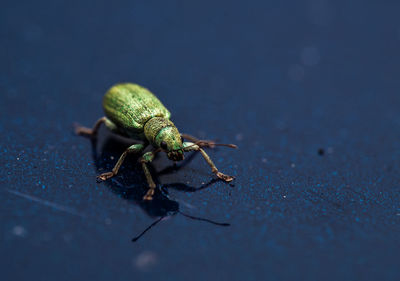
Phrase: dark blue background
[{"left": 1, "top": 1, "right": 400, "bottom": 280}]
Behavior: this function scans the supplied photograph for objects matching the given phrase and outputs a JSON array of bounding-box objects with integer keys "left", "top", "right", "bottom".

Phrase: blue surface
[{"left": 1, "top": 1, "right": 400, "bottom": 280}]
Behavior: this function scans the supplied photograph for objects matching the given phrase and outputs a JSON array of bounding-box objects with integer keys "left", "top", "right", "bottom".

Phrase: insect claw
[
  {"left": 216, "top": 172, "right": 235, "bottom": 182},
  {"left": 143, "top": 194, "right": 154, "bottom": 201},
  {"left": 143, "top": 189, "right": 155, "bottom": 201},
  {"left": 97, "top": 172, "right": 114, "bottom": 181}
]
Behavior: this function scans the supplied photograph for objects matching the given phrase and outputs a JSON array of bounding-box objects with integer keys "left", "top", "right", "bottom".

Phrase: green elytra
[{"left": 75, "top": 83, "right": 237, "bottom": 200}]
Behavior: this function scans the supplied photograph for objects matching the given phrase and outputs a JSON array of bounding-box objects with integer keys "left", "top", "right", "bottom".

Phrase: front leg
[
  {"left": 183, "top": 142, "right": 235, "bottom": 182},
  {"left": 97, "top": 143, "right": 146, "bottom": 181},
  {"left": 141, "top": 151, "right": 158, "bottom": 201}
]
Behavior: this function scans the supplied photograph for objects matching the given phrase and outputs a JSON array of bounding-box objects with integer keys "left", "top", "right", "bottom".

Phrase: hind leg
[{"left": 75, "top": 117, "right": 119, "bottom": 137}]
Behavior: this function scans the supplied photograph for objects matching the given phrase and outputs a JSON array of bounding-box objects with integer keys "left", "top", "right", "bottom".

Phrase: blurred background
[{"left": 1, "top": 1, "right": 400, "bottom": 280}]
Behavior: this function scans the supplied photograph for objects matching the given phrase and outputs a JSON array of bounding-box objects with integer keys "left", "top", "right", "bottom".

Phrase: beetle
[{"left": 75, "top": 83, "right": 237, "bottom": 200}]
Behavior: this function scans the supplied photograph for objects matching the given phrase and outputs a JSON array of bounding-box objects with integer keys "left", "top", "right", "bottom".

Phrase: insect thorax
[{"left": 144, "top": 117, "right": 178, "bottom": 145}]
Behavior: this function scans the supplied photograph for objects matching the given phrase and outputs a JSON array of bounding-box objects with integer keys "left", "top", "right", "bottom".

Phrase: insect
[{"left": 75, "top": 83, "right": 237, "bottom": 200}]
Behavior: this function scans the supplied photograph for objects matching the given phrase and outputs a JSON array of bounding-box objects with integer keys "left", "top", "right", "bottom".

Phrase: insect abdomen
[{"left": 103, "top": 83, "right": 171, "bottom": 134}]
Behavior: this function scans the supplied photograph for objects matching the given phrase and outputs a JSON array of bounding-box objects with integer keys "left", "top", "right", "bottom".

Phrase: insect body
[{"left": 75, "top": 83, "right": 237, "bottom": 200}]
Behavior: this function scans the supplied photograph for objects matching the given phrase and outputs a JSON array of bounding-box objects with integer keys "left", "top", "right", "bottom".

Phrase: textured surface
[
  {"left": 1, "top": 1, "right": 400, "bottom": 281},
  {"left": 103, "top": 83, "right": 170, "bottom": 134}
]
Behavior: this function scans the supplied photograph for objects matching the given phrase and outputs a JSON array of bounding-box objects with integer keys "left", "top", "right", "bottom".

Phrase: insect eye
[{"left": 160, "top": 141, "right": 168, "bottom": 150}]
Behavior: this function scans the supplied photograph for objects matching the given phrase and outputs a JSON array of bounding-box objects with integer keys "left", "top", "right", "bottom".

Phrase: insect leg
[
  {"left": 183, "top": 142, "right": 234, "bottom": 182},
  {"left": 140, "top": 151, "right": 158, "bottom": 201},
  {"left": 75, "top": 117, "right": 107, "bottom": 137},
  {"left": 97, "top": 143, "right": 146, "bottom": 181}
]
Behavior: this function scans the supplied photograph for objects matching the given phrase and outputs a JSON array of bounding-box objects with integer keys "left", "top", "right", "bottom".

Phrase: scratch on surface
[{"left": 7, "top": 189, "right": 86, "bottom": 218}]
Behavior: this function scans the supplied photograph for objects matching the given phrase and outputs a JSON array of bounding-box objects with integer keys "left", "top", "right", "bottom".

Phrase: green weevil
[{"left": 75, "top": 83, "right": 237, "bottom": 200}]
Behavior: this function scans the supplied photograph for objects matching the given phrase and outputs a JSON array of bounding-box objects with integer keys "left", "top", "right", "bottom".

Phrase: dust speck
[
  {"left": 13, "top": 225, "right": 26, "bottom": 237},
  {"left": 134, "top": 251, "right": 158, "bottom": 271}
]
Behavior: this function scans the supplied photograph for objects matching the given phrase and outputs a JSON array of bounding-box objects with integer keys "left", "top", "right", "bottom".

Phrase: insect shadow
[{"left": 89, "top": 130, "right": 230, "bottom": 242}]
